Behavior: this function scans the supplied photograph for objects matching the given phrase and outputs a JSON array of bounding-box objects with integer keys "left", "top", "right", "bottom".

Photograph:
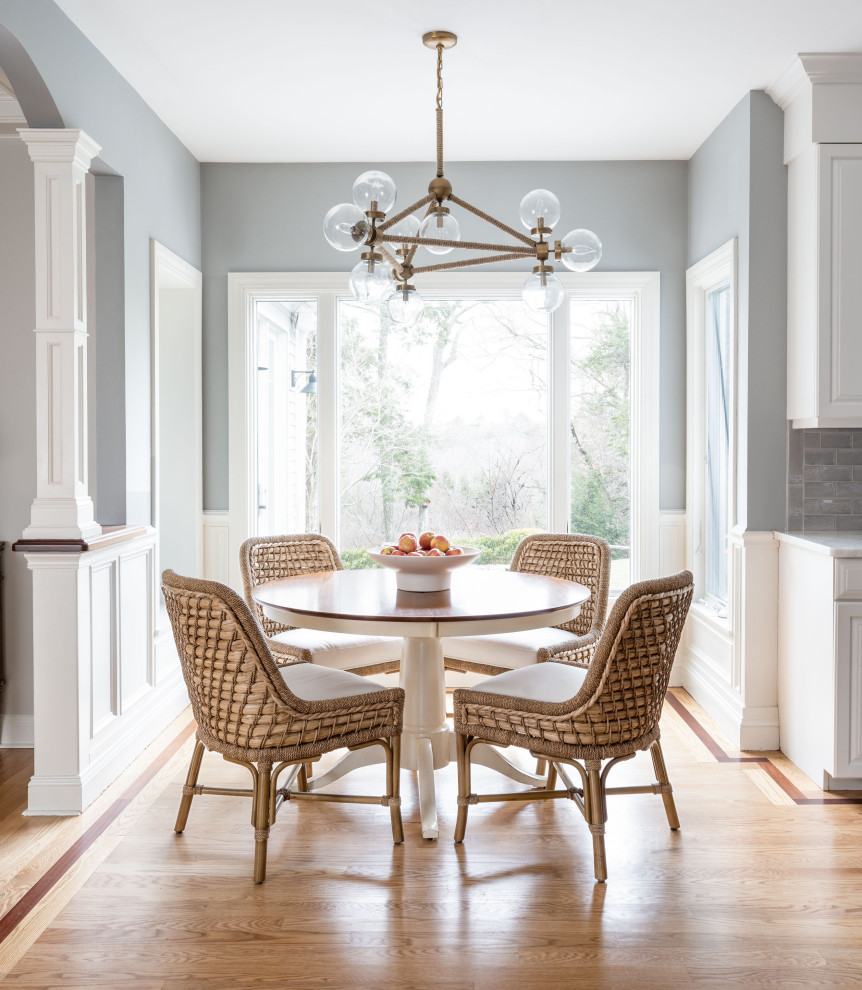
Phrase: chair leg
[
  {"left": 174, "top": 739, "right": 205, "bottom": 833},
  {"left": 535, "top": 758, "right": 547, "bottom": 776},
  {"left": 546, "top": 762, "right": 558, "bottom": 790},
  {"left": 387, "top": 735, "right": 404, "bottom": 844},
  {"left": 585, "top": 759, "right": 607, "bottom": 883},
  {"left": 296, "top": 764, "right": 309, "bottom": 792},
  {"left": 650, "top": 739, "right": 680, "bottom": 830},
  {"left": 454, "top": 733, "right": 472, "bottom": 844},
  {"left": 252, "top": 761, "right": 273, "bottom": 884}
]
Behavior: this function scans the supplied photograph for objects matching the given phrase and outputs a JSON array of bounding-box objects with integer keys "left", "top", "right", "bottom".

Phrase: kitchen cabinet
[
  {"left": 788, "top": 145, "right": 862, "bottom": 427},
  {"left": 777, "top": 532, "right": 862, "bottom": 788}
]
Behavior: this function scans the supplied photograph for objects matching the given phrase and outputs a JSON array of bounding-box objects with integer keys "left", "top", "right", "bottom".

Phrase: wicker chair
[
  {"left": 162, "top": 569, "right": 405, "bottom": 883},
  {"left": 240, "top": 534, "right": 401, "bottom": 675},
  {"left": 453, "top": 570, "right": 693, "bottom": 882},
  {"left": 442, "top": 533, "right": 611, "bottom": 676}
]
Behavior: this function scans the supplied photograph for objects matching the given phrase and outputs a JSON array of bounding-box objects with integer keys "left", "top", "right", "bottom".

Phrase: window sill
[{"left": 689, "top": 600, "right": 732, "bottom": 638}]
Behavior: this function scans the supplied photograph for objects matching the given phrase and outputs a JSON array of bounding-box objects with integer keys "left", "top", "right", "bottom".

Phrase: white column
[{"left": 19, "top": 128, "right": 101, "bottom": 541}]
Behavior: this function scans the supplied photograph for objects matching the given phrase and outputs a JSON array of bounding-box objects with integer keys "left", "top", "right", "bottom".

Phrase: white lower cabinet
[
  {"left": 777, "top": 534, "right": 862, "bottom": 789},
  {"left": 835, "top": 602, "right": 862, "bottom": 779}
]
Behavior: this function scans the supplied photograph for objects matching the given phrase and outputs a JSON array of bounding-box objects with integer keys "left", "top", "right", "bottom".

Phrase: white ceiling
[{"left": 51, "top": 0, "right": 862, "bottom": 163}]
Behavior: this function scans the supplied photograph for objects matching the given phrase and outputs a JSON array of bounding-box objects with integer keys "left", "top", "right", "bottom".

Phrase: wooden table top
[{"left": 252, "top": 567, "right": 590, "bottom": 625}]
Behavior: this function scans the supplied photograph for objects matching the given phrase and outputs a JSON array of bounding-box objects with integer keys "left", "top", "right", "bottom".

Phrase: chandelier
[{"left": 323, "top": 30, "right": 602, "bottom": 326}]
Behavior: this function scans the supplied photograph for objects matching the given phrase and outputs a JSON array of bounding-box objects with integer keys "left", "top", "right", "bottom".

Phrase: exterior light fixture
[
  {"left": 290, "top": 370, "right": 317, "bottom": 394},
  {"left": 323, "top": 31, "right": 602, "bottom": 322}
]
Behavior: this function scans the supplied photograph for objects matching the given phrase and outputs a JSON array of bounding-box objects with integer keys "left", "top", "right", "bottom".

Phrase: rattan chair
[
  {"left": 162, "top": 569, "right": 404, "bottom": 883},
  {"left": 240, "top": 534, "right": 401, "bottom": 675},
  {"left": 442, "top": 533, "right": 611, "bottom": 676},
  {"left": 453, "top": 570, "right": 693, "bottom": 882}
]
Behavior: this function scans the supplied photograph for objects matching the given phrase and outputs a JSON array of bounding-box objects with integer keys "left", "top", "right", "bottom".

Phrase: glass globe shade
[
  {"left": 419, "top": 211, "right": 460, "bottom": 255},
  {"left": 349, "top": 259, "right": 393, "bottom": 304},
  {"left": 387, "top": 288, "right": 424, "bottom": 326},
  {"left": 521, "top": 271, "right": 565, "bottom": 312},
  {"left": 519, "top": 189, "right": 561, "bottom": 231},
  {"left": 323, "top": 202, "right": 367, "bottom": 251},
  {"left": 390, "top": 214, "right": 420, "bottom": 243},
  {"left": 560, "top": 228, "right": 602, "bottom": 272},
  {"left": 352, "top": 170, "right": 397, "bottom": 214}
]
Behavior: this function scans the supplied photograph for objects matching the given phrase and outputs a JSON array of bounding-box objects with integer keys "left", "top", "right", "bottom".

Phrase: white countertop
[{"left": 775, "top": 531, "right": 862, "bottom": 556}]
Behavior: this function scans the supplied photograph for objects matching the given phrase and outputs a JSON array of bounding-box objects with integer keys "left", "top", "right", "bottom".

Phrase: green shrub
[
  {"left": 472, "top": 528, "right": 541, "bottom": 566},
  {"left": 341, "top": 548, "right": 381, "bottom": 571}
]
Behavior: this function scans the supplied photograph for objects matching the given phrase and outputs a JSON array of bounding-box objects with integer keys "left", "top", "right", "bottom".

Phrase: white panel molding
[
  {"left": 678, "top": 530, "right": 779, "bottom": 750},
  {"left": 202, "top": 510, "right": 231, "bottom": 585},
  {"left": 659, "top": 510, "right": 686, "bottom": 576},
  {"left": 0, "top": 716, "right": 35, "bottom": 748},
  {"left": 23, "top": 528, "right": 189, "bottom": 815}
]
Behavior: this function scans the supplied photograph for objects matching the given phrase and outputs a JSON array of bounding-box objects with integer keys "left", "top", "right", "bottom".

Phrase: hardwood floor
[{"left": 1, "top": 689, "right": 862, "bottom": 988}]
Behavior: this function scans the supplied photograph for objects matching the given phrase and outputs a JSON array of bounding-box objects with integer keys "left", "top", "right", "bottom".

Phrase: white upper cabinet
[{"left": 769, "top": 56, "right": 862, "bottom": 428}]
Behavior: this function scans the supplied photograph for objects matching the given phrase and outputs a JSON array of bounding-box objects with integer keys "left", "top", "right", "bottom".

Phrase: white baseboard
[{"left": 0, "top": 715, "right": 34, "bottom": 748}]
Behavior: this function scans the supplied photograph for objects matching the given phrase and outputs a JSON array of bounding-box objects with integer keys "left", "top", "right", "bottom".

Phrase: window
[
  {"left": 686, "top": 240, "right": 737, "bottom": 617},
  {"left": 228, "top": 271, "right": 659, "bottom": 592}
]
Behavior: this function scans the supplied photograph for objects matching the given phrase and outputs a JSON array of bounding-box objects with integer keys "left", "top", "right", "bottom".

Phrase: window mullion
[
  {"left": 549, "top": 301, "right": 570, "bottom": 532},
  {"left": 318, "top": 292, "right": 338, "bottom": 543}
]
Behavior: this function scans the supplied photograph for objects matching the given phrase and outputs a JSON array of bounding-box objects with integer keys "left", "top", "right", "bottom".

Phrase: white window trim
[
  {"left": 227, "top": 270, "right": 660, "bottom": 592},
  {"left": 685, "top": 239, "right": 738, "bottom": 632}
]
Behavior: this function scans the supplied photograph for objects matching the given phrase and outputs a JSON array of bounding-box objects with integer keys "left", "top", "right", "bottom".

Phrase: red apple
[
  {"left": 407, "top": 551, "right": 424, "bottom": 556},
  {"left": 391, "top": 549, "right": 406, "bottom": 556},
  {"left": 398, "top": 533, "right": 418, "bottom": 553},
  {"left": 445, "top": 547, "right": 463, "bottom": 556},
  {"left": 426, "top": 548, "right": 444, "bottom": 556},
  {"left": 418, "top": 531, "right": 435, "bottom": 550},
  {"left": 430, "top": 534, "right": 450, "bottom": 553},
  {"left": 379, "top": 546, "right": 395, "bottom": 555}
]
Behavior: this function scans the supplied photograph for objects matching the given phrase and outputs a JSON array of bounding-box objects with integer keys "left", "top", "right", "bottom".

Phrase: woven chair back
[
  {"left": 240, "top": 534, "right": 344, "bottom": 638},
  {"left": 510, "top": 533, "right": 610, "bottom": 638},
  {"left": 572, "top": 571, "right": 693, "bottom": 750},
  {"left": 162, "top": 569, "right": 315, "bottom": 756}
]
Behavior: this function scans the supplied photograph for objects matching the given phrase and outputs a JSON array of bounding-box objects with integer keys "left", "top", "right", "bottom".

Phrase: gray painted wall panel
[
  {"left": 0, "top": 137, "right": 36, "bottom": 726},
  {"left": 687, "top": 91, "right": 787, "bottom": 532},
  {"left": 201, "top": 159, "right": 689, "bottom": 511}
]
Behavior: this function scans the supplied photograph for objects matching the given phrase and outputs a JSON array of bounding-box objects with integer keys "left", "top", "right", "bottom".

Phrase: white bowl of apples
[{"left": 368, "top": 532, "right": 480, "bottom": 592}]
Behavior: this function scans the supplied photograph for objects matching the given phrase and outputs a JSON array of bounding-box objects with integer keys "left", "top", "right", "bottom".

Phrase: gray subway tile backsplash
[{"left": 788, "top": 428, "right": 862, "bottom": 531}]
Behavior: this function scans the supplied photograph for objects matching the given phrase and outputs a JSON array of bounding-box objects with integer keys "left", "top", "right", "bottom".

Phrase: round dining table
[{"left": 253, "top": 566, "right": 590, "bottom": 839}]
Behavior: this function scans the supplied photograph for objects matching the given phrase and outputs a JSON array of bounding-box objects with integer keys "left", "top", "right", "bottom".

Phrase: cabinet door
[
  {"left": 817, "top": 146, "right": 862, "bottom": 423},
  {"left": 835, "top": 601, "right": 862, "bottom": 778}
]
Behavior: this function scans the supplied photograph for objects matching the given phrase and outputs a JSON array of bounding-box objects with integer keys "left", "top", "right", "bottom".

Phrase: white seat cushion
[
  {"left": 280, "top": 661, "right": 388, "bottom": 702},
  {"left": 270, "top": 628, "right": 401, "bottom": 671},
  {"left": 471, "top": 662, "right": 588, "bottom": 704},
  {"left": 441, "top": 627, "right": 578, "bottom": 670}
]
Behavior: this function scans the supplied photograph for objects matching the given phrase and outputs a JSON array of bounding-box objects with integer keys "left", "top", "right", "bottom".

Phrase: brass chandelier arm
[
  {"left": 404, "top": 202, "right": 437, "bottom": 269},
  {"left": 412, "top": 252, "right": 535, "bottom": 275},
  {"left": 377, "top": 193, "right": 436, "bottom": 233},
  {"left": 378, "top": 244, "right": 403, "bottom": 277},
  {"left": 377, "top": 232, "right": 535, "bottom": 255},
  {"left": 448, "top": 194, "right": 537, "bottom": 248}
]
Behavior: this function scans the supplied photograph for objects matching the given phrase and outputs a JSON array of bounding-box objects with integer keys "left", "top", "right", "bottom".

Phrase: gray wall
[
  {"left": 201, "top": 160, "right": 689, "bottom": 511},
  {"left": 688, "top": 91, "right": 787, "bottom": 532},
  {"left": 0, "top": 137, "right": 36, "bottom": 728},
  {"left": 0, "top": 0, "right": 201, "bottom": 734}
]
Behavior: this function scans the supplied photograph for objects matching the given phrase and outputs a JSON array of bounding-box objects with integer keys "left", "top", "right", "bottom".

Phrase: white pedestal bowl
[{"left": 367, "top": 546, "right": 480, "bottom": 592}]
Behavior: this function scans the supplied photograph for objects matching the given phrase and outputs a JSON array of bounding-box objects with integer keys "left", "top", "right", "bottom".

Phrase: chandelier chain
[{"left": 436, "top": 43, "right": 444, "bottom": 177}]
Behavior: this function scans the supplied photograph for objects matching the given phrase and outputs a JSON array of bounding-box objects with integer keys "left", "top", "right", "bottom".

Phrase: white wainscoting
[
  {"left": 202, "top": 510, "right": 232, "bottom": 585},
  {"left": 24, "top": 528, "right": 189, "bottom": 815},
  {"left": 658, "top": 511, "right": 687, "bottom": 687},
  {"left": 676, "top": 528, "right": 779, "bottom": 750}
]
